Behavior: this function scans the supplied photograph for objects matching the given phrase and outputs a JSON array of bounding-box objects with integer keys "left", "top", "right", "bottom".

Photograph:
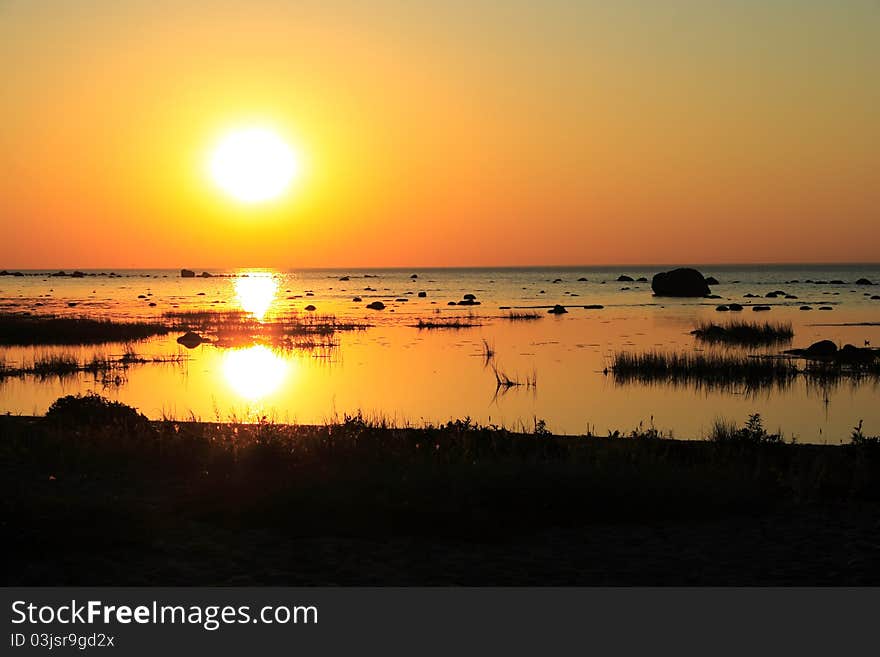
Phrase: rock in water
[
  {"left": 651, "top": 268, "right": 710, "bottom": 297},
  {"left": 180, "top": 269, "right": 195, "bottom": 278},
  {"left": 804, "top": 340, "right": 837, "bottom": 358},
  {"left": 366, "top": 301, "right": 386, "bottom": 310},
  {"left": 704, "top": 276, "right": 719, "bottom": 286},
  {"left": 176, "top": 331, "right": 205, "bottom": 349},
  {"left": 548, "top": 304, "right": 568, "bottom": 314}
]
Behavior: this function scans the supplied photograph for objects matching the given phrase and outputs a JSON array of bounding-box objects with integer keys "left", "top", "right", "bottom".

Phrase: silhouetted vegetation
[
  {"left": 708, "top": 414, "right": 783, "bottom": 444},
  {"left": 610, "top": 351, "right": 799, "bottom": 392},
  {"left": 503, "top": 311, "right": 543, "bottom": 321},
  {"left": 414, "top": 317, "right": 482, "bottom": 329},
  {"left": 3, "top": 396, "right": 880, "bottom": 584},
  {"left": 164, "top": 309, "right": 368, "bottom": 347},
  {"left": 0, "top": 314, "right": 168, "bottom": 345},
  {"left": 692, "top": 319, "right": 793, "bottom": 346}
]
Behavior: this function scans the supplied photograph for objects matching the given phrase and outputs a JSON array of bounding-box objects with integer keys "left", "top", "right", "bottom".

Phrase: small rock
[
  {"left": 181, "top": 269, "right": 195, "bottom": 278},
  {"left": 177, "top": 331, "right": 205, "bottom": 348},
  {"left": 304, "top": 304, "right": 316, "bottom": 311},
  {"left": 548, "top": 304, "right": 568, "bottom": 314},
  {"left": 366, "top": 301, "right": 386, "bottom": 310}
]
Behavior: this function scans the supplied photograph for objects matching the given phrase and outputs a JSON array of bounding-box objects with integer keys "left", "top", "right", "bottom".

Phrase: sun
[{"left": 209, "top": 127, "right": 301, "bottom": 202}]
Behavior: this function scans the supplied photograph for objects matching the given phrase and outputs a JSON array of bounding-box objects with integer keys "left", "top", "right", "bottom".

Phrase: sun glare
[
  {"left": 210, "top": 128, "right": 300, "bottom": 202},
  {"left": 234, "top": 274, "right": 278, "bottom": 320},
  {"left": 222, "top": 345, "right": 290, "bottom": 400}
]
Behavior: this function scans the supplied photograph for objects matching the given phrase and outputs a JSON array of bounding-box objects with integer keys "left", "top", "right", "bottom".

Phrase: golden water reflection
[
  {"left": 234, "top": 274, "right": 278, "bottom": 320},
  {"left": 222, "top": 345, "right": 291, "bottom": 400}
]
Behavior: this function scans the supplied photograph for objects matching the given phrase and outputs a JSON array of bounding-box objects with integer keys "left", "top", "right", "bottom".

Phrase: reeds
[
  {"left": 0, "top": 349, "right": 187, "bottom": 382},
  {"left": 691, "top": 319, "right": 793, "bottom": 346},
  {"left": 0, "top": 314, "right": 168, "bottom": 345},
  {"left": 414, "top": 318, "right": 481, "bottom": 329},
  {"left": 503, "top": 311, "right": 542, "bottom": 321},
  {"left": 610, "top": 350, "right": 799, "bottom": 392}
]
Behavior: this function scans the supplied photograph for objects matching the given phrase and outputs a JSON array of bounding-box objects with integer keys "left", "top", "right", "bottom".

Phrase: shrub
[{"left": 46, "top": 393, "right": 151, "bottom": 432}]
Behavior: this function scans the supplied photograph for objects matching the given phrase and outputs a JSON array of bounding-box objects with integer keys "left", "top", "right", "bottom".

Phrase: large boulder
[
  {"left": 804, "top": 340, "right": 837, "bottom": 358},
  {"left": 180, "top": 269, "right": 195, "bottom": 278},
  {"left": 651, "top": 268, "right": 710, "bottom": 297}
]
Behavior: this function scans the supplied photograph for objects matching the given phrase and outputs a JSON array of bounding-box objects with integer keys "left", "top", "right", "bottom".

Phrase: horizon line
[{"left": 3, "top": 261, "right": 880, "bottom": 272}]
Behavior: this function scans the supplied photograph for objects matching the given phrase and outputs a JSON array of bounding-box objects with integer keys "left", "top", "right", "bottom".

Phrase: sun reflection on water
[
  {"left": 222, "top": 345, "right": 290, "bottom": 400},
  {"left": 234, "top": 274, "right": 278, "bottom": 320}
]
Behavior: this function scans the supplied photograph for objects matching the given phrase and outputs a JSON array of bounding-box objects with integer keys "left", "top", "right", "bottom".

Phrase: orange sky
[{"left": 1, "top": 1, "right": 878, "bottom": 268}]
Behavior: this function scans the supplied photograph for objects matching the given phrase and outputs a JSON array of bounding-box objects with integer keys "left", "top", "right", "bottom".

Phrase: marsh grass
[
  {"left": 164, "top": 309, "right": 368, "bottom": 348},
  {"left": 4, "top": 395, "right": 880, "bottom": 585},
  {"left": 611, "top": 350, "right": 799, "bottom": 392},
  {"left": 0, "top": 349, "right": 187, "bottom": 382},
  {"left": 0, "top": 314, "right": 168, "bottom": 345},
  {"left": 692, "top": 320, "right": 794, "bottom": 346},
  {"left": 414, "top": 317, "right": 482, "bottom": 329},
  {"left": 503, "top": 311, "right": 543, "bottom": 321}
]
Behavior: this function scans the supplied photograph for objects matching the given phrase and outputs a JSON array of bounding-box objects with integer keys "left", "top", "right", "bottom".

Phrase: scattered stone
[
  {"left": 366, "top": 301, "right": 386, "bottom": 310},
  {"left": 577, "top": 277, "right": 588, "bottom": 282},
  {"left": 410, "top": 274, "right": 418, "bottom": 279},
  {"left": 819, "top": 306, "right": 833, "bottom": 310},
  {"left": 417, "top": 291, "right": 427, "bottom": 298},
  {"left": 800, "top": 306, "right": 812, "bottom": 311},
  {"left": 339, "top": 276, "right": 350, "bottom": 281},
  {"left": 304, "top": 305, "right": 317, "bottom": 311},
  {"left": 71, "top": 271, "right": 85, "bottom": 278},
  {"left": 583, "top": 304, "right": 604, "bottom": 309},
  {"left": 548, "top": 304, "right": 568, "bottom": 314},
  {"left": 636, "top": 277, "right": 648, "bottom": 282},
  {"left": 200, "top": 271, "right": 212, "bottom": 278},
  {"left": 617, "top": 275, "right": 634, "bottom": 282},
  {"left": 463, "top": 293, "right": 477, "bottom": 300},
  {"left": 752, "top": 305, "right": 771, "bottom": 311},
  {"left": 651, "top": 268, "right": 710, "bottom": 297},
  {"left": 728, "top": 303, "right": 743, "bottom": 311},
  {"left": 855, "top": 278, "right": 874, "bottom": 285},
  {"left": 352, "top": 297, "right": 362, "bottom": 302},
  {"left": 704, "top": 276, "right": 719, "bottom": 285},
  {"left": 180, "top": 269, "right": 195, "bottom": 278},
  {"left": 715, "top": 305, "right": 729, "bottom": 312}
]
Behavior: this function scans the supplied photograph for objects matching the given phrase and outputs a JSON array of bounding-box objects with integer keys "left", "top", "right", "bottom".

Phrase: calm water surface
[{"left": 2, "top": 265, "right": 879, "bottom": 442}]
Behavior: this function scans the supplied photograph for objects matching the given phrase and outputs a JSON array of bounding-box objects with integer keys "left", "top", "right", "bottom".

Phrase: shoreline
[{"left": 3, "top": 409, "right": 879, "bottom": 585}]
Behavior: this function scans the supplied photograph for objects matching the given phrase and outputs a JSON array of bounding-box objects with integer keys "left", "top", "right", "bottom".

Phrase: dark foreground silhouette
[{"left": 3, "top": 395, "right": 879, "bottom": 585}]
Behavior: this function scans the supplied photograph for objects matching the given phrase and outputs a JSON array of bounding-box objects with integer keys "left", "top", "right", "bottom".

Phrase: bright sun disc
[{"left": 210, "top": 128, "right": 300, "bottom": 202}]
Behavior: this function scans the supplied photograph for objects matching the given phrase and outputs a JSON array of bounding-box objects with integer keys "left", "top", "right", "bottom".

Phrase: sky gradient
[{"left": 1, "top": 0, "right": 878, "bottom": 268}]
